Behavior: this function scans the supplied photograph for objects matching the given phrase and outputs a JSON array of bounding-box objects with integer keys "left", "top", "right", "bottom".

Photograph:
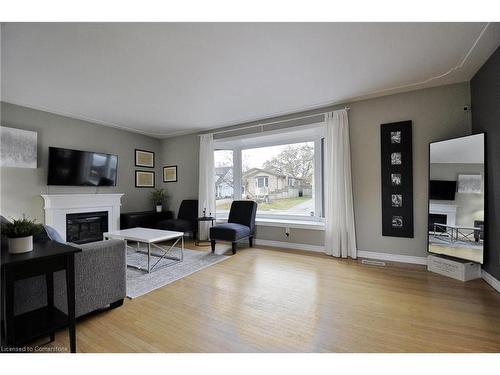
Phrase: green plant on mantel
[
  {"left": 1, "top": 215, "right": 44, "bottom": 238},
  {"left": 151, "top": 188, "right": 167, "bottom": 206}
]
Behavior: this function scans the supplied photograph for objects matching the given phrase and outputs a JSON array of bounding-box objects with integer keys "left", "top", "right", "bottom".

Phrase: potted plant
[
  {"left": 151, "top": 188, "right": 167, "bottom": 212},
  {"left": 1, "top": 215, "right": 44, "bottom": 254}
]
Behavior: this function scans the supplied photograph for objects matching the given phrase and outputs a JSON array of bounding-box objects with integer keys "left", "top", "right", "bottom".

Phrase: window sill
[{"left": 216, "top": 217, "right": 325, "bottom": 230}]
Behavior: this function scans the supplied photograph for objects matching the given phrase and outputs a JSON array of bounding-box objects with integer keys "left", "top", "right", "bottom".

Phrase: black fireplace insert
[
  {"left": 428, "top": 213, "right": 447, "bottom": 232},
  {"left": 66, "top": 211, "right": 108, "bottom": 244}
]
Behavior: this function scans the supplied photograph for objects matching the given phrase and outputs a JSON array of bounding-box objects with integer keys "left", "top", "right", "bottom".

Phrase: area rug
[{"left": 126, "top": 247, "right": 230, "bottom": 299}]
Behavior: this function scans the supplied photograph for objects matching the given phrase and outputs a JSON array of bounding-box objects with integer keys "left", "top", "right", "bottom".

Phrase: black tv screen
[
  {"left": 429, "top": 180, "right": 456, "bottom": 200},
  {"left": 48, "top": 147, "right": 118, "bottom": 186}
]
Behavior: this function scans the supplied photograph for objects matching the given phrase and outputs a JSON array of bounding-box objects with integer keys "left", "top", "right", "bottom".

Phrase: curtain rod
[{"left": 200, "top": 107, "right": 350, "bottom": 137}]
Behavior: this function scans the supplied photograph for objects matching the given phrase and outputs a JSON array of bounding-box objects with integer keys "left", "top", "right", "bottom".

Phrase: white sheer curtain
[
  {"left": 198, "top": 133, "right": 216, "bottom": 240},
  {"left": 324, "top": 109, "right": 357, "bottom": 258}
]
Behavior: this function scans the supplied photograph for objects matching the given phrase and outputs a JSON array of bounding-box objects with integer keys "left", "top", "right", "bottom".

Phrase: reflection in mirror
[{"left": 428, "top": 133, "right": 485, "bottom": 264}]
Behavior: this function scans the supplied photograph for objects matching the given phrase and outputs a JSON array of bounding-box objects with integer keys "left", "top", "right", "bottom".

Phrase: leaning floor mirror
[{"left": 428, "top": 133, "right": 486, "bottom": 264}]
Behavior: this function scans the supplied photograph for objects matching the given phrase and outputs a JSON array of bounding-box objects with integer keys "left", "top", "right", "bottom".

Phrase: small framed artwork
[
  {"left": 135, "top": 149, "right": 155, "bottom": 168},
  {"left": 391, "top": 173, "right": 402, "bottom": 186},
  {"left": 163, "top": 166, "right": 178, "bottom": 182},
  {"left": 391, "top": 194, "right": 403, "bottom": 207},
  {"left": 392, "top": 215, "right": 403, "bottom": 228},
  {"left": 135, "top": 170, "right": 155, "bottom": 188},
  {"left": 391, "top": 152, "right": 402, "bottom": 165}
]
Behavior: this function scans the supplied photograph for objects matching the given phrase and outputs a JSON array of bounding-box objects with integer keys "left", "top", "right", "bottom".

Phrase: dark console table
[
  {"left": 1, "top": 241, "right": 81, "bottom": 353},
  {"left": 120, "top": 210, "right": 173, "bottom": 230}
]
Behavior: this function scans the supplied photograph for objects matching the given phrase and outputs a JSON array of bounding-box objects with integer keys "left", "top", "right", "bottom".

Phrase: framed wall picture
[
  {"left": 163, "top": 166, "right": 178, "bottom": 182},
  {"left": 380, "top": 120, "right": 414, "bottom": 238},
  {"left": 0, "top": 126, "right": 37, "bottom": 168},
  {"left": 457, "top": 174, "right": 483, "bottom": 193},
  {"left": 135, "top": 149, "right": 155, "bottom": 168},
  {"left": 135, "top": 170, "right": 155, "bottom": 188}
]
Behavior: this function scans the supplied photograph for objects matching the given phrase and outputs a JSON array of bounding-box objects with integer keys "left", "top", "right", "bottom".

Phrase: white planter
[
  {"left": 156, "top": 205, "right": 162, "bottom": 213},
  {"left": 8, "top": 235, "right": 34, "bottom": 254}
]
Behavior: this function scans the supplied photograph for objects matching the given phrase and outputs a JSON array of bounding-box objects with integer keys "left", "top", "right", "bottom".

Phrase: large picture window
[{"left": 214, "top": 125, "right": 324, "bottom": 221}]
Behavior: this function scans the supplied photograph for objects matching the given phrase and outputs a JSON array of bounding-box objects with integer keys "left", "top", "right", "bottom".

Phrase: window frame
[{"left": 214, "top": 123, "right": 325, "bottom": 222}]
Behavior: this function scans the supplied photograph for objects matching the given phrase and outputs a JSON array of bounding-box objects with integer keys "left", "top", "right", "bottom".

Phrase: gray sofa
[{"left": 9, "top": 239, "right": 127, "bottom": 318}]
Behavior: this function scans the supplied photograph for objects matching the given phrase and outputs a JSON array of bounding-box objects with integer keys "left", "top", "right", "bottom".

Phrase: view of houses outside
[{"left": 215, "top": 142, "right": 314, "bottom": 216}]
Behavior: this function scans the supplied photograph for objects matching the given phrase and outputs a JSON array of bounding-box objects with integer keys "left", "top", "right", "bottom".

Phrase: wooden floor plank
[{"left": 44, "top": 241, "right": 500, "bottom": 352}]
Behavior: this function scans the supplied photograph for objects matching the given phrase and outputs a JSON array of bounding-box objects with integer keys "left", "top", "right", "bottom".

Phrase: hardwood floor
[{"left": 44, "top": 241, "right": 500, "bottom": 352}]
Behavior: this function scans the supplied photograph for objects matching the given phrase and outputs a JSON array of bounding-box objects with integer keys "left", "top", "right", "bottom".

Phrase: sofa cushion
[
  {"left": 44, "top": 225, "right": 65, "bottom": 243},
  {"left": 157, "top": 218, "right": 195, "bottom": 233},
  {"left": 210, "top": 223, "right": 251, "bottom": 241}
]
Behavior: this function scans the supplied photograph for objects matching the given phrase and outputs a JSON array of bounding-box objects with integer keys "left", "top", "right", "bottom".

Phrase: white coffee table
[{"left": 103, "top": 227, "right": 184, "bottom": 273}]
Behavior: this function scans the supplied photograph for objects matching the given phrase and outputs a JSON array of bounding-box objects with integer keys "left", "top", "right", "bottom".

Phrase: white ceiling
[
  {"left": 2, "top": 23, "right": 500, "bottom": 138},
  {"left": 430, "top": 133, "right": 484, "bottom": 164}
]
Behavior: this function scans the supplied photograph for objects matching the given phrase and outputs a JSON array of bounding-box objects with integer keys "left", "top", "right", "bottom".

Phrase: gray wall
[
  {"left": 161, "top": 82, "right": 471, "bottom": 256},
  {"left": 0, "top": 102, "right": 162, "bottom": 222},
  {"left": 471, "top": 45, "right": 500, "bottom": 280},
  {"left": 430, "top": 163, "right": 484, "bottom": 227},
  {"left": 159, "top": 133, "right": 199, "bottom": 216}
]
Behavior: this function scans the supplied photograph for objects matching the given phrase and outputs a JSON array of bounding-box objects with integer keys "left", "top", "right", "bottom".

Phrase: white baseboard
[
  {"left": 481, "top": 270, "right": 500, "bottom": 293},
  {"left": 357, "top": 250, "right": 427, "bottom": 265},
  {"left": 254, "top": 239, "right": 324, "bottom": 253},
  {"left": 254, "top": 240, "right": 427, "bottom": 265}
]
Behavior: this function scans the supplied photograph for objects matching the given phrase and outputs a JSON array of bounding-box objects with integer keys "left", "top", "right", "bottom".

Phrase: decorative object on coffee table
[
  {"left": 135, "top": 170, "right": 155, "bottom": 188},
  {"left": 163, "top": 165, "right": 177, "bottom": 182},
  {"left": 151, "top": 188, "right": 167, "bottom": 212},
  {"left": 380, "top": 120, "right": 414, "bottom": 238},
  {"left": 134, "top": 149, "right": 154, "bottom": 168},
  {"left": 1, "top": 215, "right": 43, "bottom": 254}
]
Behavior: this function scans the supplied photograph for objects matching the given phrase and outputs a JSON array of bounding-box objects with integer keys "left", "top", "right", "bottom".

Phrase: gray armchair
[{"left": 10, "top": 239, "right": 126, "bottom": 318}]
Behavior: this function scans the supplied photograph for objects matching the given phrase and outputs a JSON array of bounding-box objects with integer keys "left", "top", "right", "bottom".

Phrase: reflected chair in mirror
[
  {"left": 210, "top": 200, "right": 257, "bottom": 254},
  {"left": 157, "top": 199, "right": 199, "bottom": 238},
  {"left": 474, "top": 220, "right": 484, "bottom": 243}
]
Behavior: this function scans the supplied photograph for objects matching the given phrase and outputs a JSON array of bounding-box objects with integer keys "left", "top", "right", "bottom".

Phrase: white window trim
[
  {"left": 214, "top": 123, "right": 325, "bottom": 222},
  {"left": 216, "top": 216, "right": 325, "bottom": 230}
]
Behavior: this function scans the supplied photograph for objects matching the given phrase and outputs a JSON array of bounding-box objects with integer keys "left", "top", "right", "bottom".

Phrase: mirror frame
[{"left": 427, "top": 132, "right": 487, "bottom": 264}]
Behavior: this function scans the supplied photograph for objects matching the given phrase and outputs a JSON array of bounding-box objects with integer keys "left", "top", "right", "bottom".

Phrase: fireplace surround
[{"left": 41, "top": 193, "right": 123, "bottom": 242}]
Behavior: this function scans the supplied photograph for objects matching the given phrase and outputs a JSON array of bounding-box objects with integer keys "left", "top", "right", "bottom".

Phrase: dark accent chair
[
  {"left": 210, "top": 200, "right": 257, "bottom": 254},
  {"left": 157, "top": 199, "right": 199, "bottom": 238},
  {"left": 474, "top": 220, "right": 484, "bottom": 242}
]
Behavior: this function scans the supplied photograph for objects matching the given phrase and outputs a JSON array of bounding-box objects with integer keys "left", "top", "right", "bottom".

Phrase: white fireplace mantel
[
  {"left": 429, "top": 203, "right": 457, "bottom": 226},
  {"left": 41, "top": 193, "right": 124, "bottom": 241}
]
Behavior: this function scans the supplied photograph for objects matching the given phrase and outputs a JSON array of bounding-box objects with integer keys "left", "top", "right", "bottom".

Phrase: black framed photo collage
[{"left": 380, "top": 120, "right": 414, "bottom": 238}]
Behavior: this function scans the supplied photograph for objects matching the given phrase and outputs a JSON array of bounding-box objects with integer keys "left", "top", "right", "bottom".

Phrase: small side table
[
  {"left": 1, "top": 240, "right": 81, "bottom": 353},
  {"left": 195, "top": 216, "right": 216, "bottom": 246}
]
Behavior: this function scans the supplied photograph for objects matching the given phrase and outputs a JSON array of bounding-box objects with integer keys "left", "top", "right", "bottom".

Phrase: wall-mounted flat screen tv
[
  {"left": 47, "top": 147, "right": 118, "bottom": 186},
  {"left": 429, "top": 180, "right": 457, "bottom": 200}
]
